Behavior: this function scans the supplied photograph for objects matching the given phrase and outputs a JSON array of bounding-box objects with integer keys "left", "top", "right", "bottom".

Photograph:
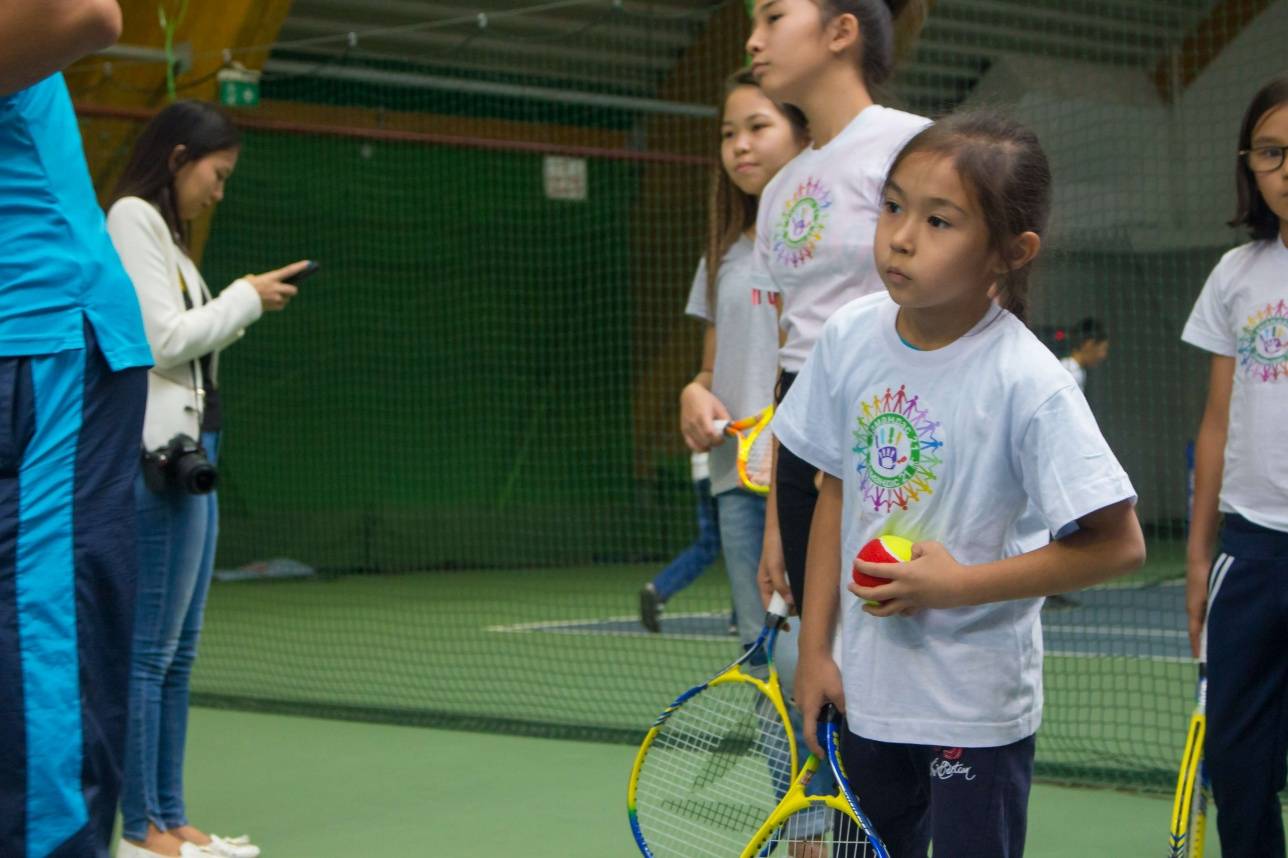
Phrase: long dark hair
[
  {"left": 1229, "top": 74, "right": 1288, "bottom": 241},
  {"left": 814, "top": 0, "right": 927, "bottom": 89},
  {"left": 886, "top": 110, "right": 1052, "bottom": 322},
  {"left": 706, "top": 69, "right": 809, "bottom": 309},
  {"left": 110, "top": 100, "right": 241, "bottom": 251},
  {"left": 1072, "top": 316, "right": 1108, "bottom": 347}
]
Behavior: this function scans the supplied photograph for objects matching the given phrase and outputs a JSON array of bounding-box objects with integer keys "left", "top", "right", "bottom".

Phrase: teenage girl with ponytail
[{"left": 745, "top": 0, "right": 931, "bottom": 616}]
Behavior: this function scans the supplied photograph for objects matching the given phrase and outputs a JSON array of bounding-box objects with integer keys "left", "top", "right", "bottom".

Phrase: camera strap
[{"left": 175, "top": 267, "right": 205, "bottom": 424}]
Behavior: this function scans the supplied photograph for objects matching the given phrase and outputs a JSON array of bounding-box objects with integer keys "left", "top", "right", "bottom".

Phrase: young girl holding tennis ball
[
  {"left": 744, "top": 0, "right": 931, "bottom": 616},
  {"left": 774, "top": 111, "right": 1145, "bottom": 856},
  {"left": 1182, "top": 74, "right": 1288, "bottom": 857}
]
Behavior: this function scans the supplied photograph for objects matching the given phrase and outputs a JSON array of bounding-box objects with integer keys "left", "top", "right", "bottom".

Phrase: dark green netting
[{"left": 69, "top": 0, "right": 1288, "bottom": 795}]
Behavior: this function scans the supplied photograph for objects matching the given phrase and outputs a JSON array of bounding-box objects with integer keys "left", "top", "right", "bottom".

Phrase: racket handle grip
[
  {"left": 710, "top": 419, "right": 730, "bottom": 434},
  {"left": 766, "top": 591, "right": 789, "bottom": 619}
]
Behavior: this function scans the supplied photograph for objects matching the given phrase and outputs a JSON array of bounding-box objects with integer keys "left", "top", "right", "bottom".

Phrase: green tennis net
[{"left": 73, "top": 0, "right": 1288, "bottom": 792}]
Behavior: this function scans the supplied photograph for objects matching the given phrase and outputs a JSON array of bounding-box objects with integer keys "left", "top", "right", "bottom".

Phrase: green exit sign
[{"left": 217, "top": 67, "right": 260, "bottom": 107}]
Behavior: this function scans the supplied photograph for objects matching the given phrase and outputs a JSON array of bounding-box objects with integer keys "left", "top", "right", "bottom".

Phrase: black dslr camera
[{"left": 142, "top": 434, "right": 218, "bottom": 495}]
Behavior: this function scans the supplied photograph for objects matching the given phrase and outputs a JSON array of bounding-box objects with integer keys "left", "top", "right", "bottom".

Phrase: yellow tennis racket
[
  {"left": 1168, "top": 634, "right": 1209, "bottom": 857},
  {"left": 741, "top": 705, "right": 889, "bottom": 858},
  {"left": 713, "top": 405, "right": 774, "bottom": 496},
  {"left": 628, "top": 592, "right": 796, "bottom": 858}
]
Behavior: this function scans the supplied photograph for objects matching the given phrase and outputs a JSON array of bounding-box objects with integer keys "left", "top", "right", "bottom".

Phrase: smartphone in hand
[{"left": 283, "top": 260, "right": 320, "bottom": 285}]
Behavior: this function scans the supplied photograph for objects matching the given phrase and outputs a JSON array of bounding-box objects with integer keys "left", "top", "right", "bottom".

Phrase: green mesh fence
[{"left": 72, "top": 0, "right": 1288, "bottom": 794}]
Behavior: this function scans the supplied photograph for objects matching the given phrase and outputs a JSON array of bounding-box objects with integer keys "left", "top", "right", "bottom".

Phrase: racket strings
[
  {"left": 634, "top": 682, "right": 793, "bottom": 857},
  {"left": 766, "top": 806, "right": 879, "bottom": 858},
  {"left": 744, "top": 425, "right": 773, "bottom": 489}
]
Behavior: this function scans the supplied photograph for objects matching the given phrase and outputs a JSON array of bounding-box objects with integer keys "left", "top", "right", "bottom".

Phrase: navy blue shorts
[
  {"left": 1204, "top": 513, "right": 1288, "bottom": 858},
  {"left": 0, "top": 325, "right": 146, "bottom": 857},
  {"left": 840, "top": 729, "right": 1036, "bottom": 858}
]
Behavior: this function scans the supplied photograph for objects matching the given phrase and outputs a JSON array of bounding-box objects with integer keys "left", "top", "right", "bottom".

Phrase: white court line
[
  {"left": 1046, "top": 650, "right": 1195, "bottom": 664},
  {"left": 486, "top": 615, "right": 1193, "bottom": 657},
  {"left": 489, "top": 617, "right": 1186, "bottom": 639},
  {"left": 1094, "top": 577, "right": 1185, "bottom": 591},
  {"left": 490, "top": 628, "right": 731, "bottom": 643},
  {"left": 1044, "top": 625, "right": 1188, "bottom": 639},
  {"left": 486, "top": 611, "right": 733, "bottom": 644}
]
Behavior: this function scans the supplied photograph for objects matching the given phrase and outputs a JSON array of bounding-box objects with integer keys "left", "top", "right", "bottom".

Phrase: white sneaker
[
  {"left": 206, "top": 834, "right": 261, "bottom": 858},
  {"left": 116, "top": 840, "right": 216, "bottom": 858}
]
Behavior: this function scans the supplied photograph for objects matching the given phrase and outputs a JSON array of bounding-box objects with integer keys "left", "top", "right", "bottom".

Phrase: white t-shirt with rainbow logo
[
  {"left": 755, "top": 104, "right": 929, "bottom": 373},
  {"left": 1183, "top": 237, "right": 1288, "bottom": 533},
  {"left": 685, "top": 236, "right": 781, "bottom": 497},
  {"left": 774, "top": 295, "right": 1136, "bottom": 747}
]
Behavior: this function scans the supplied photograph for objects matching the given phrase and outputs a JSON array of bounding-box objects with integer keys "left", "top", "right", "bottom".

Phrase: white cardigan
[{"left": 106, "top": 196, "right": 263, "bottom": 450}]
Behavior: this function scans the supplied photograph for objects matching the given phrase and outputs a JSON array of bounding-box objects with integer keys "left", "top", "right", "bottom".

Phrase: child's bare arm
[{"left": 852, "top": 498, "right": 1145, "bottom": 614}]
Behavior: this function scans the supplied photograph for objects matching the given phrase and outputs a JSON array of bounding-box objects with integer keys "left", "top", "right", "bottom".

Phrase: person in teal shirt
[{"left": 1, "top": 4, "right": 155, "bottom": 856}]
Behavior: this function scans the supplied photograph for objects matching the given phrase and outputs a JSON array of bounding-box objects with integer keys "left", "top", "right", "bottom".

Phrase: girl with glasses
[{"left": 1183, "top": 73, "right": 1288, "bottom": 858}]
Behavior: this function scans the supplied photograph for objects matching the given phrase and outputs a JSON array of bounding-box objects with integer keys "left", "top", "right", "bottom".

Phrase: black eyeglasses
[{"left": 1239, "top": 145, "right": 1286, "bottom": 173}]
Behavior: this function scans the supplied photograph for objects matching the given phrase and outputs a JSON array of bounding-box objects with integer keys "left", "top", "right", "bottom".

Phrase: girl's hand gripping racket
[
  {"left": 740, "top": 704, "right": 889, "bottom": 858},
  {"left": 628, "top": 592, "right": 796, "bottom": 858},
  {"left": 712, "top": 405, "right": 774, "bottom": 495}
]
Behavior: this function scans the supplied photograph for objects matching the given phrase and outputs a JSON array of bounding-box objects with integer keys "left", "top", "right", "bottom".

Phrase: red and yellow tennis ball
[{"left": 853, "top": 535, "right": 913, "bottom": 605}]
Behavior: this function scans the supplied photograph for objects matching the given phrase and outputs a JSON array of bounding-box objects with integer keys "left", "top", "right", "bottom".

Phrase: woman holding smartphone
[{"left": 107, "top": 99, "right": 307, "bottom": 858}]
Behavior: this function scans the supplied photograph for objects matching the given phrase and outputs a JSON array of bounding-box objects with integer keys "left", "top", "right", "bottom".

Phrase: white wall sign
[{"left": 544, "top": 156, "right": 588, "bottom": 202}]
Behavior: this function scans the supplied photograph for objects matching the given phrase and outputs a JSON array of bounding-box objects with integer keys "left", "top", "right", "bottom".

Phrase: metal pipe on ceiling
[
  {"left": 261, "top": 57, "right": 717, "bottom": 117},
  {"left": 90, "top": 45, "right": 717, "bottom": 118}
]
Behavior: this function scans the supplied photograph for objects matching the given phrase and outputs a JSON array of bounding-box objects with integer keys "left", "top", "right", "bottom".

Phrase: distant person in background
[
  {"left": 1060, "top": 317, "right": 1110, "bottom": 392},
  {"left": 1048, "top": 316, "right": 1111, "bottom": 609},
  {"left": 639, "top": 453, "right": 723, "bottom": 633},
  {"left": 642, "top": 67, "right": 812, "bottom": 644},
  {"left": 0, "top": 3, "right": 154, "bottom": 857},
  {"left": 674, "top": 68, "right": 841, "bottom": 822},
  {"left": 107, "top": 100, "right": 307, "bottom": 858},
  {"left": 676, "top": 66, "right": 807, "bottom": 653}
]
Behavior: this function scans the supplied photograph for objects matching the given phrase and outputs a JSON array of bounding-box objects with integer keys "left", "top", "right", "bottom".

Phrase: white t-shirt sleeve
[
  {"left": 1015, "top": 385, "right": 1137, "bottom": 539},
  {"left": 684, "top": 258, "right": 712, "bottom": 322},
  {"left": 772, "top": 321, "right": 845, "bottom": 478},
  {"left": 1182, "top": 262, "right": 1235, "bottom": 356},
  {"left": 1059, "top": 356, "right": 1087, "bottom": 391}
]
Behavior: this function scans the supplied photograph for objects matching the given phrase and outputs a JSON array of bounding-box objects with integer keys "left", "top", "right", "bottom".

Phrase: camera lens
[{"left": 176, "top": 454, "right": 218, "bottom": 495}]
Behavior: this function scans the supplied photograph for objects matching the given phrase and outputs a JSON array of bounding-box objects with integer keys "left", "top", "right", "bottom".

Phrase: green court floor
[
  {"left": 193, "top": 541, "right": 1200, "bottom": 792},
  {"left": 182, "top": 706, "right": 1280, "bottom": 857}
]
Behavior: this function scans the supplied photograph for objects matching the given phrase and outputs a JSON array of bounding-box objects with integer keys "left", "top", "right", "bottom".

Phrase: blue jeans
[
  {"left": 121, "top": 431, "right": 220, "bottom": 840},
  {"left": 717, "top": 489, "right": 768, "bottom": 647},
  {"left": 716, "top": 488, "right": 833, "bottom": 799},
  {"left": 650, "top": 478, "right": 720, "bottom": 601}
]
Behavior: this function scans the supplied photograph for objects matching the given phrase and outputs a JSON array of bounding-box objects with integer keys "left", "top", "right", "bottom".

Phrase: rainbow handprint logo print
[
  {"left": 1238, "top": 299, "right": 1288, "bottom": 382},
  {"left": 773, "top": 177, "right": 832, "bottom": 268},
  {"left": 852, "top": 385, "right": 943, "bottom": 513}
]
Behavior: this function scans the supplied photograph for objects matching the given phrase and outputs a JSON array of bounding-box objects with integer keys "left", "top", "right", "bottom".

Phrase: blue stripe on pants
[
  {"left": 17, "top": 350, "right": 87, "bottom": 858},
  {"left": 0, "top": 354, "right": 36, "bottom": 856},
  {"left": 0, "top": 324, "right": 147, "bottom": 858},
  {"left": 1205, "top": 514, "right": 1288, "bottom": 858},
  {"left": 69, "top": 325, "right": 146, "bottom": 857}
]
